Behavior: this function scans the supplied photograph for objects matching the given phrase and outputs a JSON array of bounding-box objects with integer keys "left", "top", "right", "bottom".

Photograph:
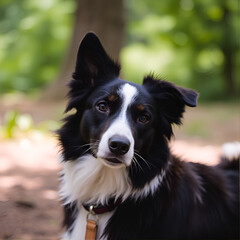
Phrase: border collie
[{"left": 58, "top": 32, "right": 239, "bottom": 240}]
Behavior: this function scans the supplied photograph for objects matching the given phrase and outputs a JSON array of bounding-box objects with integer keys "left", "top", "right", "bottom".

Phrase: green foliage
[
  {"left": 0, "top": 0, "right": 75, "bottom": 93},
  {"left": 0, "top": 109, "right": 60, "bottom": 139},
  {"left": 0, "top": 110, "right": 33, "bottom": 138},
  {"left": 1, "top": 110, "right": 19, "bottom": 138},
  {"left": 121, "top": 0, "right": 239, "bottom": 100},
  {"left": 0, "top": 0, "right": 238, "bottom": 100}
]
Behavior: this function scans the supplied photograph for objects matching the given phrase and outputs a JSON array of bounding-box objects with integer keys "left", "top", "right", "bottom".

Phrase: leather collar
[{"left": 83, "top": 198, "right": 122, "bottom": 215}]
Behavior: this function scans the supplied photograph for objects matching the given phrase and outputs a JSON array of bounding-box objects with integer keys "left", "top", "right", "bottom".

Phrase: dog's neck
[
  {"left": 60, "top": 154, "right": 132, "bottom": 205},
  {"left": 60, "top": 154, "right": 169, "bottom": 206}
]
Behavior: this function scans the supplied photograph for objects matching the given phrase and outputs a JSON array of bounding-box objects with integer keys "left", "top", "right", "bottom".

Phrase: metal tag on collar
[
  {"left": 86, "top": 205, "right": 99, "bottom": 222},
  {"left": 85, "top": 205, "right": 98, "bottom": 240}
]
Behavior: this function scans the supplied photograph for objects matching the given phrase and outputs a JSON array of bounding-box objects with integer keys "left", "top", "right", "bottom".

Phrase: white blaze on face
[{"left": 97, "top": 83, "right": 138, "bottom": 167}]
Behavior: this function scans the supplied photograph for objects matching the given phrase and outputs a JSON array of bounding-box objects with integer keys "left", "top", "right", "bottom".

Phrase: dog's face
[
  {"left": 59, "top": 33, "right": 198, "bottom": 183},
  {"left": 80, "top": 79, "right": 156, "bottom": 168}
]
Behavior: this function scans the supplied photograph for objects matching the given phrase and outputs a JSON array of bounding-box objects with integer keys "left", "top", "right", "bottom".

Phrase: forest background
[
  {"left": 0, "top": 0, "right": 239, "bottom": 100},
  {"left": 0, "top": 0, "right": 239, "bottom": 238}
]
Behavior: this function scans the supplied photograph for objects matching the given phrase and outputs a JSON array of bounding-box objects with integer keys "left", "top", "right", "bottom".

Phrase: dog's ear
[
  {"left": 66, "top": 33, "right": 120, "bottom": 112},
  {"left": 143, "top": 76, "right": 198, "bottom": 138},
  {"left": 73, "top": 32, "right": 120, "bottom": 86}
]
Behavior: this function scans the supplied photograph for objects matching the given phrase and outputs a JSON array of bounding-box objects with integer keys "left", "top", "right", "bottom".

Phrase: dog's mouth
[
  {"left": 105, "top": 157, "right": 122, "bottom": 165},
  {"left": 98, "top": 156, "right": 126, "bottom": 168}
]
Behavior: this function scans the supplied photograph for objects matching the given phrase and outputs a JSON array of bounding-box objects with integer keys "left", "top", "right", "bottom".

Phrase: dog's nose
[{"left": 108, "top": 135, "right": 130, "bottom": 155}]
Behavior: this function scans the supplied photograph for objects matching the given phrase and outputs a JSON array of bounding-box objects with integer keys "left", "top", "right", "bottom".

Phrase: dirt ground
[
  {"left": 0, "top": 100, "right": 238, "bottom": 239},
  {"left": 0, "top": 137, "right": 223, "bottom": 240},
  {"left": 0, "top": 136, "right": 61, "bottom": 240}
]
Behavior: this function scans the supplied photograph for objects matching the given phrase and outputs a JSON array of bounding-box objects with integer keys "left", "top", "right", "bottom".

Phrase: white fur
[
  {"left": 97, "top": 83, "right": 138, "bottom": 167},
  {"left": 222, "top": 142, "right": 240, "bottom": 159},
  {"left": 60, "top": 154, "right": 132, "bottom": 239},
  {"left": 132, "top": 166, "right": 168, "bottom": 199},
  {"left": 60, "top": 154, "right": 168, "bottom": 239},
  {"left": 59, "top": 154, "right": 132, "bottom": 205}
]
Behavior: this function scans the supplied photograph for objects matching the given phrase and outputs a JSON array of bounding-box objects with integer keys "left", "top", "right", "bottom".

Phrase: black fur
[
  {"left": 106, "top": 158, "right": 239, "bottom": 239},
  {"left": 62, "top": 200, "right": 78, "bottom": 233},
  {"left": 59, "top": 32, "right": 239, "bottom": 239}
]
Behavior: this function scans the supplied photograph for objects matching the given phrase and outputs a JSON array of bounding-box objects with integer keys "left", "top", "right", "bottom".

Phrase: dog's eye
[
  {"left": 96, "top": 101, "right": 109, "bottom": 113},
  {"left": 138, "top": 114, "right": 150, "bottom": 124}
]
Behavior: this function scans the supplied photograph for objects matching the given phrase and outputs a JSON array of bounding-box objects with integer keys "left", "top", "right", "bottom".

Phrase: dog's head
[{"left": 59, "top": 33, "right": 198, "bottom": 185}]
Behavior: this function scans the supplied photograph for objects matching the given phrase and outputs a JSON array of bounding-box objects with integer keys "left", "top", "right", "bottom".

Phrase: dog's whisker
[
  {"left": 131, "top": 157, "right": 139, "bottom": 172},
  {"left": 79, "top": 143, "right": 92, "bottom": 149},
  {"left": 79, "top": 146, "right": 93, "bottom": 155},
  {"left": 134, "top": 152, "right": 152, "bottom": 169},
  {"left": 89, "top": 139, "right": 100, "bottom": 143},
  {"left": 72, "top": 142, "right": 97, "bottom": 155},
  {"left": 136, "top": 153, "right": 156, "bottom": 168},
  {"left": 132, "top": 156, "right": 144, "bottom": 173}
]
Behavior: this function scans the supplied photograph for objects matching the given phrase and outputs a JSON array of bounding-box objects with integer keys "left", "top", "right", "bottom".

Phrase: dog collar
[
  {"left": 83, "top": 198, "right": 122, "bottom": 215},
  {"left": 83, "top": 198, "right": 122, "bottom": 239}
]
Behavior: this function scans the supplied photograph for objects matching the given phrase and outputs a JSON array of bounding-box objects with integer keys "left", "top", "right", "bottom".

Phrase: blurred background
[{"left": 0, "top": 0, "right": 239, "bottom": 239}]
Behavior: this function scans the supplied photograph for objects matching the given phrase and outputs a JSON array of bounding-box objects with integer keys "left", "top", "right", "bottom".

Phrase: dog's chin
[{"left": 98, "top": 156, "right": 127, "bottom": 169}]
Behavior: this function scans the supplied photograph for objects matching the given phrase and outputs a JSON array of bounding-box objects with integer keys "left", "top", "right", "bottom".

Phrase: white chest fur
[
  {"left": 59, "top": 154, "right": 132, "bottom": 205},
  {"left": 59, "top": 154, "right": 131, "bottom": 239}
]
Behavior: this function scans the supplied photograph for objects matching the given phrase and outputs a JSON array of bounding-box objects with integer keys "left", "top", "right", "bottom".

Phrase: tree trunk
[
  {"left": 43, "top": 0, "right": 125, "bottom": 100},
  {"left": 221, "top": 3, "right": 235, "bottom": 95}
]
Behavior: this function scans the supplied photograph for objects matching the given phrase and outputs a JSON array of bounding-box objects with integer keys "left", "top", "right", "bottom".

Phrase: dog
[{"left": 58, "top": 32, "right": 239, "bottom": 240}]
